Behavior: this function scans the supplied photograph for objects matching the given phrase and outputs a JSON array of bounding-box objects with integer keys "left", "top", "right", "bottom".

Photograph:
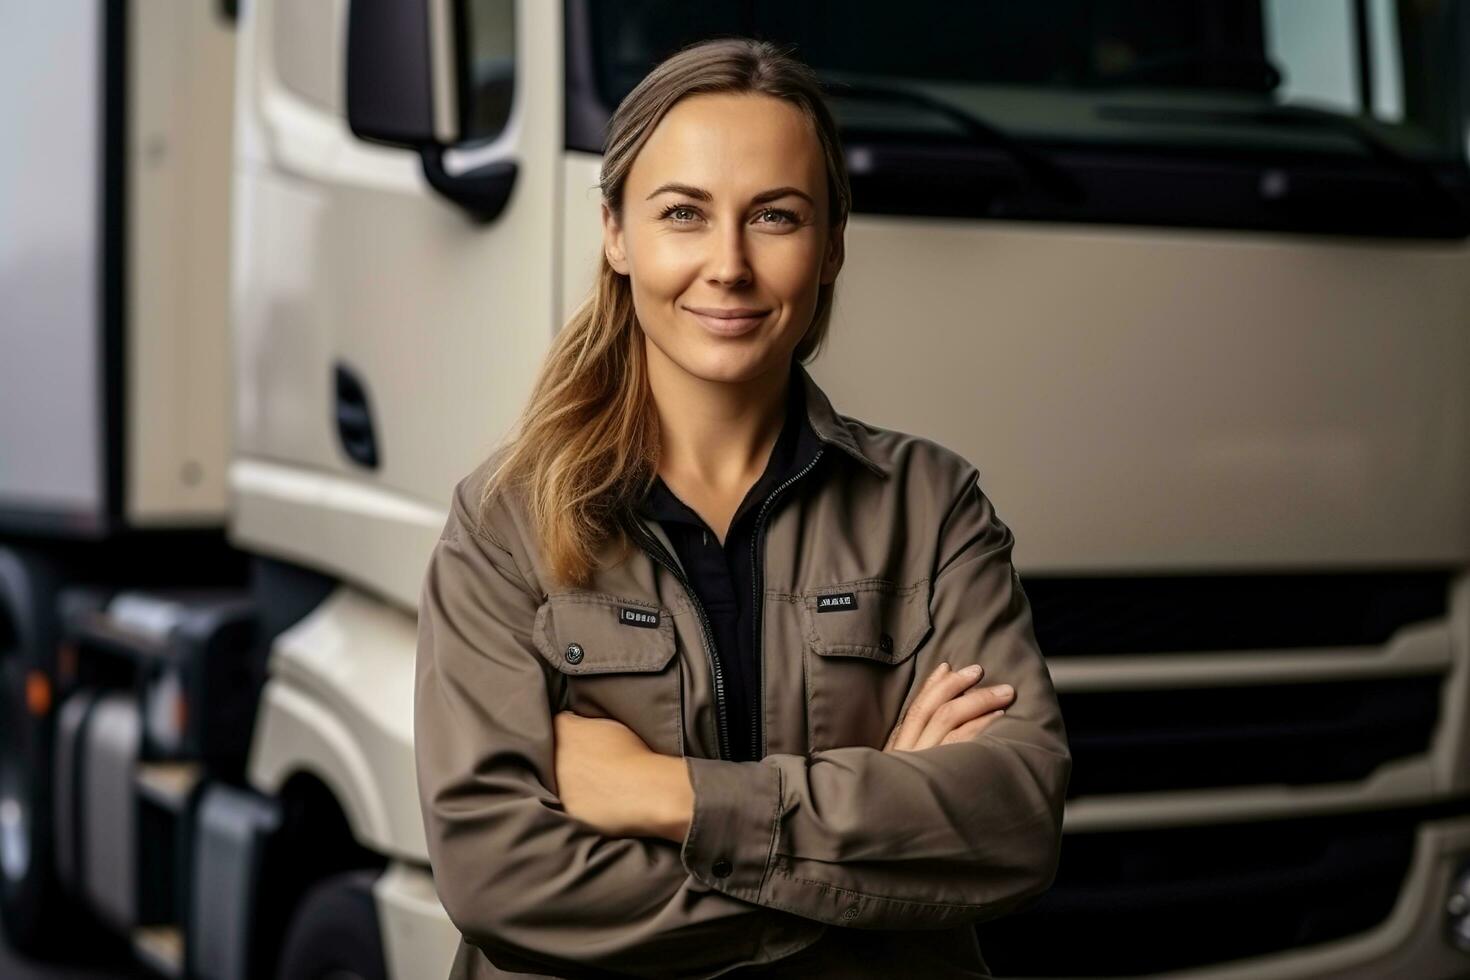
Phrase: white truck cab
[{"left": 5, "top": 1, "right": 1470, "bottom": 978}]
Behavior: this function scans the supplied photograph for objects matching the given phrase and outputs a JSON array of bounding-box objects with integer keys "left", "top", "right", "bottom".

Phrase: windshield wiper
[
  {"left": 820, "top": 78, "right": 1086, "bottom": 206},
  {"left": 1097, "top": 101, "right": 1469, "bottom": 230}
]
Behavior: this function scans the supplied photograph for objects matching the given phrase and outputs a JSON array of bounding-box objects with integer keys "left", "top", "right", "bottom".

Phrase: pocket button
[
  {"left": 712, "top": 859, "right": 733, "bottom": 878},
  {"left": 878, "top": 632, "right": 893, "bottom": 654},
  {"left": 564, "top": 642, "right": 585, "bottom": 665}
]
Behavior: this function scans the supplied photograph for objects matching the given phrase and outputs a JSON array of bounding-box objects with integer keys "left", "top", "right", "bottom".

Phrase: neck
[{"left": 646, "top": 343, "right": 792, "bottom": 494}]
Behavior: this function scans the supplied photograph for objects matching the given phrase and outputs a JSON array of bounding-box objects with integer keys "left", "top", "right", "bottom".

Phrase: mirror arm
[{"left": 418, "top": 146, "right": 519, "bottom": 223}]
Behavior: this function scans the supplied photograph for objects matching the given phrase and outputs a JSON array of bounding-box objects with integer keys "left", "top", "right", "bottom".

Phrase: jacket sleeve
[
  {"left": 413, "top": 477, "right": 826, "bottom": 978},
  {"left": 678, "top": 465, "right": 1071, "bottom": 930}
]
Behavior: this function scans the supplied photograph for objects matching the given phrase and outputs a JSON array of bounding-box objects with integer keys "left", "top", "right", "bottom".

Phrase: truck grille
[
  {"left": 1025, "top": 571, "right": 1448, "bottom": 656},
  {"left": 1059, "top": 674, "right": 1441, "bottom": 796},
  {"left": 995, "top": 571, "right": 1457, "bottom": 975},
  {"left": 974, "top": 804, "right": 1425, "bottom": 976}
]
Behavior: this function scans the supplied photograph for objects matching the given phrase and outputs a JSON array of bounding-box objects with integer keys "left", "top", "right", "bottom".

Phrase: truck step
[{"left": 132, "top": 924, "right": 183, "bottom": 978}]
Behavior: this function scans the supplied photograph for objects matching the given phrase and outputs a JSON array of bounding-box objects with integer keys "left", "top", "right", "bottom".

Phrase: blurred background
[{"left": 4, "top": 1, "right": 1470, "bottom": 978}]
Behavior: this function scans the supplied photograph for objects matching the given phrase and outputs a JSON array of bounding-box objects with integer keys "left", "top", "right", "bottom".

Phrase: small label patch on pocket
[
  {"left": 617, "top": 606, "right": 660, "bottom": 628},
  {"left": 816, "top": 592, "right": 859, "bottom": 612}
]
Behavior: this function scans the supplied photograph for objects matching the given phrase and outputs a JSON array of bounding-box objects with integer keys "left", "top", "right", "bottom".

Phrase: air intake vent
[
  {"left": 1059, "top": 675, "right": 1441, "bottom": 796},
  {"left": 975, "top": 804, "right": 1421, "bottom": 976},
  {"left": 1024, "top": 571, "right": 1449, "bottom": 656}
]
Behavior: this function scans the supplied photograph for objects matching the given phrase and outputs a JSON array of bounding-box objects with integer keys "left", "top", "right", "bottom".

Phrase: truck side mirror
[
  {"left": 345, "top": 0, "right": 443, "bottom": 148},
  {"left": 345, "top": 0, "right": 518, "bottom": 223}
]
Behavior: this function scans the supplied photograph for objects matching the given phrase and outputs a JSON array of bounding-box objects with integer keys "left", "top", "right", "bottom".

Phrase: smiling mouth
[{"left": 685, "top": 307, "right": 769, "bottom": 336}]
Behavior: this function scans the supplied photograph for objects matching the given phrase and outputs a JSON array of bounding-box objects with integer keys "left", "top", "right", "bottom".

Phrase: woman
[{"left": 415, "top": 37, "right": 1071, "bottom": 980}]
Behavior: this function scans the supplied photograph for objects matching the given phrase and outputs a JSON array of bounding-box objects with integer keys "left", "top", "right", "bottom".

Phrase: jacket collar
[
  {"left": 794, "top": 360, "right": 888, "bottom": 479},
  {"left": 626, "top": 360, "right": 886, "bottom": 568}
]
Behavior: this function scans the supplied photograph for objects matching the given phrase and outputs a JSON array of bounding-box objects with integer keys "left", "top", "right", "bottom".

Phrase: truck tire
[{"left": 276, "top": 869, "right": 388, "bottom": 980}]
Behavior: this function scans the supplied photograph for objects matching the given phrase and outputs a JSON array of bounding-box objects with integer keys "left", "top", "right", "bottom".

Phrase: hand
[
  {"left": 552, "top": 710, "right": 691, "bottom": 841},
  {"left": 884, "top": 662, "right": 1014, "bottom": 752}
]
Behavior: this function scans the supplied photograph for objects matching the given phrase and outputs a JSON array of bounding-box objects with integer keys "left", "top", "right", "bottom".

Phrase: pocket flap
[
  {"left": 802, "top": 580, "right": 931, "bottom": 665},
  {"left": 532, "top": 593, "right": 677, "bottom": 675}
]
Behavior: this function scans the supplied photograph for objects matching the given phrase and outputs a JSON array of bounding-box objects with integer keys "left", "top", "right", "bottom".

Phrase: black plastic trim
[
  {"left": 1024, "top": 569, "right": 1451, "bottom": 657},
  {"left": 975, "top": 793, "right": 1470, "bottom": 977},
  {"left": 419, "top": 149, "right": 518, "bottom": 223}
]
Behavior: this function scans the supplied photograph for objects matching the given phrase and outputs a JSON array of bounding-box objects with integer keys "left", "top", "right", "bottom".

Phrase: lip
[{"left": 684, "top": 305, "right": 771, "bottom": 337}]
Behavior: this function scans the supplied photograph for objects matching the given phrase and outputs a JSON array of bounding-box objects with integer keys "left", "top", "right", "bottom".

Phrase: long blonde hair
[{"left": 476, "top": 37, "right": 851, "bottom": 589}]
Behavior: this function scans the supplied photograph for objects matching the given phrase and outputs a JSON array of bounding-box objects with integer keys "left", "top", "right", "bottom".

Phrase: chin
[{"left": 674, "top": 345, "right": 781, "bottom": 385}]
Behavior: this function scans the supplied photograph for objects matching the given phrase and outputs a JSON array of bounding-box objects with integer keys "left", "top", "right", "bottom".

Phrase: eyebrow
[{"left": 645, "top": 182, "right": 816, "bottom": 207}]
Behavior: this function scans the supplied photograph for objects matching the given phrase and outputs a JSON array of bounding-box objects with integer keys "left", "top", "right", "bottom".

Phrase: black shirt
[{"left": 635, "top": 366, "right": 826, "bottom": 762}]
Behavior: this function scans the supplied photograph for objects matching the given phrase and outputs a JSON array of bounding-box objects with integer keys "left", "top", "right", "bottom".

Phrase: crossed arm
[
  {"left": 413, "top": 468, "right": 1071, "bottom": 977},
  {"left": 550, "top": 655, "right": 1020, "bottom": 845}
]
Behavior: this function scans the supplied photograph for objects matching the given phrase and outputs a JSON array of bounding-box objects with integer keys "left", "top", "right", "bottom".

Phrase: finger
[
  {"left": 886, "top": 663, "right": 955, "bottom": 751},
  {"left": 913, "top": 681, "right": 1014, "bottom": 750},
  {"left": 921, "top": 662, "right": 952, "bottom": 691},
  {"left": 939, "top": 709, "right": 1005, "bottom": 745},
  {"left": 887, "top": 667, "right": 981, "bottom": 752},
  {"left": 893, "top": 667, "right": 987, "bottom": 752}
]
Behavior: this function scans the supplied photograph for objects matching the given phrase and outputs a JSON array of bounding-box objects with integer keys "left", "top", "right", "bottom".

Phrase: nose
[{"left": 705, "top": 219, "right": 752, "bottom": 287}]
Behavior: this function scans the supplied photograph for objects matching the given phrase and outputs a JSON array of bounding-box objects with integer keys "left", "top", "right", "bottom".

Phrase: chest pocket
[
  {"left": 801, "top": 579, "right": 932, "bottom": 751},
  {"left": 532, "top": 592, "right": 682, "bottom": 756}
]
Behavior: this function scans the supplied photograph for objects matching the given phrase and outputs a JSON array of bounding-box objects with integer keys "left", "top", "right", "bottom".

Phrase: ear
[
  {"left": 819, "top": 218, "right": 846, "bottom": 285},
  {"left": 602, "top": 202, "right": 630, "bottom": 275}
]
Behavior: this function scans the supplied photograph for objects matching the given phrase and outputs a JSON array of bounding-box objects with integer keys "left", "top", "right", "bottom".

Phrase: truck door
[{"left": 232, "top": 0, "right": 560, "bottom": 591}]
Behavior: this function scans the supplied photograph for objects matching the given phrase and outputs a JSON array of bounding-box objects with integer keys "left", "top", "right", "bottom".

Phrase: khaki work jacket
[{"left": 414, "top": 363, "right": 1072, "bottom": 979}]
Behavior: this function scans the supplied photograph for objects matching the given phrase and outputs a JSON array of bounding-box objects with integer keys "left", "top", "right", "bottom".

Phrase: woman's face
[{"left": 602, "top": 91, "right": 844, "bottom": 386}]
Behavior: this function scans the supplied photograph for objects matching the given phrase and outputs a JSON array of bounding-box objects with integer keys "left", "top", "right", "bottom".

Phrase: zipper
[
  {"left": 748, "top": 445, "right": 826, "bottom": 760},
  {"left": 627, "top": 516, "right": 733, "bottom": 760}
]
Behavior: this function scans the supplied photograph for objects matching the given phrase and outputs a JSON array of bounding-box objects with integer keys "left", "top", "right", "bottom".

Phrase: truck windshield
[{"left": 564, "top": 0, "right": 1470, "bottom": 238}]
